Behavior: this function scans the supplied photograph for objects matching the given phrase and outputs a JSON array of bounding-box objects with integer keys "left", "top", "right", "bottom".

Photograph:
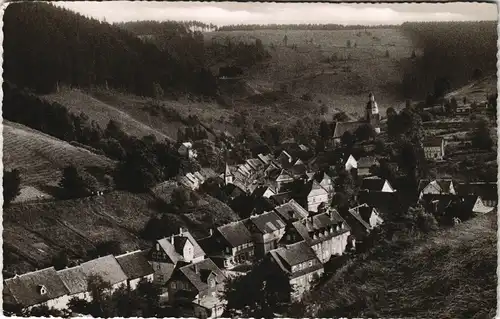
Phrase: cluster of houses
[{"left": 6, "top": 92, "right": 496, "bottom": 317}]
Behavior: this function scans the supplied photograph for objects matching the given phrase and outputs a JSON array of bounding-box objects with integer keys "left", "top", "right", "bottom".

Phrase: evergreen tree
[
  {"left": 59, "top": 165, "right": 99, "bottom": 199},
  {"left": 3, "top": 168, "right": 21, "bottom": 208}
]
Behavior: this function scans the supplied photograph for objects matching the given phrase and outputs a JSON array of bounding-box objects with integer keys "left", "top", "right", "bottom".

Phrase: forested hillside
[
  {"left": 400, "top": 21, "right": 497, "bottom": 99},
  {"left": 4, "top": 2, "right": 217, "bottom": 97}
]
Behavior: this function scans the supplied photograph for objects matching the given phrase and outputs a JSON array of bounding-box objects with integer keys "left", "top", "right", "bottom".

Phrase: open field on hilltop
[
  {"left": 307, "top": 212, "right": 497, "bottom": 318},
  {"left": 42, "top": 89, "right": 176, "bottom": 141},
  {"left": 206, "top": 28, "right": 415, "bottom": 117},
  {"left": 444, "top": 74, "right": 497, "bottom": 103},
  {"left": 3, "top": 120, "right": 115, "bottom": 189},
  {"left": 3, "top": 190, "right": 239, "bottom": 276}
]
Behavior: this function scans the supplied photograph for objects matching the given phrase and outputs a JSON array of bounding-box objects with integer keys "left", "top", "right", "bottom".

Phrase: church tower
[
  {"left": 224, "top": 163, "right": 233, "bottom": 185},
  {"left": 366, "top": 92, "right": 381, "bottom": 134}
]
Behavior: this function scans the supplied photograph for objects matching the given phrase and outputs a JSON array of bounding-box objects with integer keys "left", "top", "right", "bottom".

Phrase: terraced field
[{"left": 3, "top": 120, "right": 115, "bottom": 188}]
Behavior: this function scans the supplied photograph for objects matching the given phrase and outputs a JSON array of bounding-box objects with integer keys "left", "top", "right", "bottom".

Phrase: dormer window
[
  {"left": 324, "top": 230, "right": 328, "bottom": 236},
  {"left": 340, "top": 222, "right": 344, "bottom": 229},
  {"left": 156, "top": 243, "right": 160, "bottom": 251},
  {"left": 336, "top": 224, "right": 340, "bottom": 231},
  {"left": 330, "top": 226, "right": 334, "bottom": 233},
  {"left": 38, "top": 285, "right": 47, "bottom": 295},
  {"left": 225, "top": 247, "right": 231, "bottom": 254}
]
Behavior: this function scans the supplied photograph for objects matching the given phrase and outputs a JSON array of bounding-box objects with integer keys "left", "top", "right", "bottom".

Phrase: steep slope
[
  {"left": 305, "top": 212, "right": 497, "bottom": 318},
  {"left": 42, "top": 89, "right": 176, "bottom": 141},
  {"left": 3, "top": 120, "right": 115, "bottom": 188}
]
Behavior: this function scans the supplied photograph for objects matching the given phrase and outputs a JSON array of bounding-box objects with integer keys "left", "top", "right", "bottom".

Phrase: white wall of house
[
  {"left": 382, "top": 181, "right": 395, "bottom": 192},
  {"left": 307, "top": 192, "right": 329, "bottom": 212},
  {"left": 129, "top": 274, "right": 154, "bottom": 290},
  {"left": 345, "top": 155, "right": 357, "bottom": 171}
]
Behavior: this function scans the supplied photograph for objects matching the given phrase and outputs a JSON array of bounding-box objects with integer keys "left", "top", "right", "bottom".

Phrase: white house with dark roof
[
  {"left": 343, "top": 204, "right": 384, "bottom": 243},
  {"left": 423, "top": 137, "right": 446, "bottom": 160},
  {"left": 245, "top": 211, "right": 287, "bottom": 258},
  {"left": 200, "top": 221, "right": 255, "bottom": 270},
  {"left": 274, "top": 199, "right": 310, "bottom": 222},
  {"left": 148, "top": 228, "right": 205, "bottom": 288},
  {"left": 418, "top": 179, "right": 456, "bottom": 199},
  {"left": 80, "top": 255, "right": 128, "bottom": 292},
  {"left": 297, "top": 180, "right": 330, "bottom": 212},
  {"left": 57, "top": 266, "right": 90, "bottom": 303},
  {"left": 167, "top": 258, "right": 226, "bottom": 318},
  {"left": 268, "top": 241, "right": 324, "bottom": 301},
  {"left": 4, "top": 267, "right": 72, "bottom": 311},
  {"left": 116, "top": 250, "right": 154, "bottom": 290},
  {"left": 344, "top": 154, "right": 358, "bottom": 171}
]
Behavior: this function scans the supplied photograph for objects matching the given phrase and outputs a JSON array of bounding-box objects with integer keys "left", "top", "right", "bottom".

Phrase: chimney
[{"left": 179, "top": 227, "right": 184, "bottom": 235}]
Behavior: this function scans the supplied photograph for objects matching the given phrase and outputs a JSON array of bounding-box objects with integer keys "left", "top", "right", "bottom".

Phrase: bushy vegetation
[
  {"left": 217, "top": 24, "right": 399, "bottom": 31},
  {"left": 3, "top": 169, "right": 21, "bottom": 208}
]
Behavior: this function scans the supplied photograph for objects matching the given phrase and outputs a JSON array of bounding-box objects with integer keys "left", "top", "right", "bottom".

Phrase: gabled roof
[
  {"left": 274, "top": 199, "right": 309, "bottom": 222},
  {"left": 246, "top": 158, "right": 264, "bottom": 170},
  {"left": 178, "top": 259, "right": 225, "bottom": 293},
  {"left": 157, "top": 231, "right": 205, "bottom": 263},
  {"left": 347, "top": 204, "right": 377, "bottom": 230},
  {"left": 247, "top": 211, "right": 286, "bottom": 234},
  {"left": 217, "top": 221, "right": 253, "bottom": 248},
  {"left": 461, "top": 195, "right": 494, "bottom": 214},
  {"left": 419, "top": 179, "right": 454, "bottom": 194},
  {"left": 116, "top": 250, "right": 154, "bottom": 280},
  {"left": 271, "top": 241, "right": 318, "bottom": 267},
  {"left": 4, "top": 267, "right": 70, "bottom": 308},
  {"left": 181, "top": 142, "right": 193, "bottom": 148},
  {"left": 80, "top": 255, "right": 128, "bottom": 286},
  {"left": 361, "top": 177, "right": 388, "bottom": 191},
  {"left": 456, "top": 182, "right": 497, "bottom": 201},
  {"left": 252, "top": 185, "right": 276, "bottom": 198},
  {"left": 333, "top": 121, "right": 365, "bottom": 139},
  {"left": 257, "top": 153, "right": 273, "bottom": 165},
  {"left": 302, "top": 180, "right": 328, "bottom": 197},
  {"left": 357, "top": 156, "right": 379, "bottom": 169},
  {"left": 57, "top": 266, "right": 88, "bottom": 296},
  {"left": 270, "top": 192, "right": 294, "bottom": 205}
]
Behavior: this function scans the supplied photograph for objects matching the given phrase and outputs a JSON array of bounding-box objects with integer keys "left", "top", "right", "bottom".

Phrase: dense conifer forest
[
  {"left": 400, "top": 21, "right": 497, "bottom": 99},
  {"left": 4, "top": 3, "right": 218, "bottom": 97}
]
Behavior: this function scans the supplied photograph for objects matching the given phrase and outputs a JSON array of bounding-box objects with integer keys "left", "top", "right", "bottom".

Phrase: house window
[
  {"left": 156, "top": 243, "right": 160, "bottom": 251},
  {"left": 157, "top": 274, "right": 164, "bottom": 281},
  {"left": 172, "top": 282, "right": 177, "bottom": 289},
  {"left": 308, "top": 260, "right": 313, "bottom": 267},
  {"left": 157, "top": 264, "right": 161, "bottom": 271}
]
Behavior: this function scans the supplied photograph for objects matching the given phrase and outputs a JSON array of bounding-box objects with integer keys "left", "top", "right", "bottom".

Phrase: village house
[
  {"left": 268, "top": 169, "right": 294, "bottom": 193},
  {"left": 342, "top": 204, "right": 384, "bottom": 246},
  {"left": 115, "top": 250, "right": 154, "bottom": 290},
  {"left": 267, "top": 241, "right": 324, "bottom": 301},
  {"left": 422, "top": 193, "right": 493, "bottom": 224},
  {"left": 344, "top": 154, "right": 358, "bottom": 172},
  {"left": 357, "top": 190, "right": 404, "bottom": 218},
  {"left": 418, "top": 179, "right": 456, "bottom": 199},
  {"left": 296, "top": 180, "right": 329, "bottom": 213},
  {"left": 80, "top": 255, "right": 129, "bottom": 292},
  {"left": 167, "top": 258, "right": 226, "bottom": 319},
  {"left": 274, "top": 199, "right": 310, "bottom": 222},
  {"left": 270, "top": 191, "right": 294, "bottom": 206},
  {"left": 199, "top": 221, "right": 255, "bottom": 270},
  {"left": 277, "top": 150, "right": 294, "bottom": 168},
  {"left": 4, "top": 267, "right": 72, "bottom": 311},
  {"left": 178, "top": 142, "right": 197, "bottom": 159},
  {"left": 361, "top": 176, "right": 395, "bottom": 193},
  {"left": 148, "top": 228, "right": 205, "bottom": 290},
  {"left": 356, "top": 156, "right": 379, "bottom": 177},
  {"left": 245, "top": 211, "right": 287, "bottom": 258},
  {"left": 251, "top": 185, "right": 276, "bottom": 199},
  {"left": 456, "top": 182, "right": 498, "bottom": 207},
  {"left": 423, "top": 137, "right": 446, "bottom": 160},
  {"left": 281, "top": 207, "right": 352, "bottom": 263},
  {"left": 57, "top": 266, "right": 91, "bottom": 304},
  {"left": 315, "top": 171, "right": 334, "bottom": 195}
]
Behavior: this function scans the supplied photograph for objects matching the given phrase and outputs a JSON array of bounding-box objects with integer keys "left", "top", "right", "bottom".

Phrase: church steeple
[
  {"left": 224, "top": 163, "right": 233, "bottom": 185},
  {"left": 366, "top": 92, "right": 381, "bottom": 134}
]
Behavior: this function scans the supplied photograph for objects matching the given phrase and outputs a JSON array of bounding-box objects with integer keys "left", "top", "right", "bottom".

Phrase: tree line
[
  {"left": 400, "top": 21, "right": 497, "bottom": 100},
  {"left": 217, "top": 23, "right": 399, "bottom": 31},
  {"left": 4, "top": 2, "right": 217, "bottom": 97},
  {"left": 3, "top": 82, "right": 184, "bottom": 195}
]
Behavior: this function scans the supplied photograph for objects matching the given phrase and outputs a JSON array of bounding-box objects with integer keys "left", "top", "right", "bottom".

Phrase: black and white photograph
[{"left": 2, "top": 1, "right": 498, "bottom": 318}]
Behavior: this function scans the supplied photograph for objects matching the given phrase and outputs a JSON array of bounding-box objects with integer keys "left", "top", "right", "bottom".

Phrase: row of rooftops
[
  {"left": 418, "top": 179, "right": 497, "bottom": 201},
  {"left": 4, "top": 250, "right": 153, "bottom": 308}
]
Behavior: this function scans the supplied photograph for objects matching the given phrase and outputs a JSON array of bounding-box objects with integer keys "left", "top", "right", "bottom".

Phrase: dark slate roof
[
  {"left": 4, "top": 267, "right": 70, "bottom": 308},
  {"left": 347, "top": 204, "right": 374, "bottom": 230},
  {"left": 456, "top": 182, "right": 498, "bottom": 201},
  {"left": 423, "top": 136, "right": 444, "bottom": 147},
  {"left": 252, "top": 185, "right": 274, "bottom": 198},
  {"left": 116, "top": 250, "right": 154, "bottom": 280},
  {"left": 358, "top": 190, "right": 403, "bottom": 214},
  {"left": 361, "top": 177, "right": 387, "bottom": 191},
  {"left": 80, "top": 255, "right": 128, "bottom": 286},
  {"left": 272, "top": 241, "right": 318, "bottom": 267},
  {"left": 356, "top": 156, "right": 379, "bottom": 169},
  {"left": 419, "top": 179, "right": 454, "bottom": 194},
  {"left": 333, "top": 121, "right": 365, "bottom": 139},
  {"left": 57, "top": 266, "right": 88, "bottom": 296},
  {"left": 248, "top": 211, "right": 286, "bottom": 234},
  {"left": 178, "top": 258, "right": 225, "bottom": 293},
  {"left": 274, "top": 199, "right": 309, "bottom": 222},
  {"left": 217, "top": 221, "right": 253, "bottom": 248},
  {"left": 257, "top": 153, "right": 273, "bottom": 165},
  {"left": 157, "top": 231, "right": 205, "bottom": 264},
  {"left": 270, "top": 192, "right": 293, "bottom": 205}
]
